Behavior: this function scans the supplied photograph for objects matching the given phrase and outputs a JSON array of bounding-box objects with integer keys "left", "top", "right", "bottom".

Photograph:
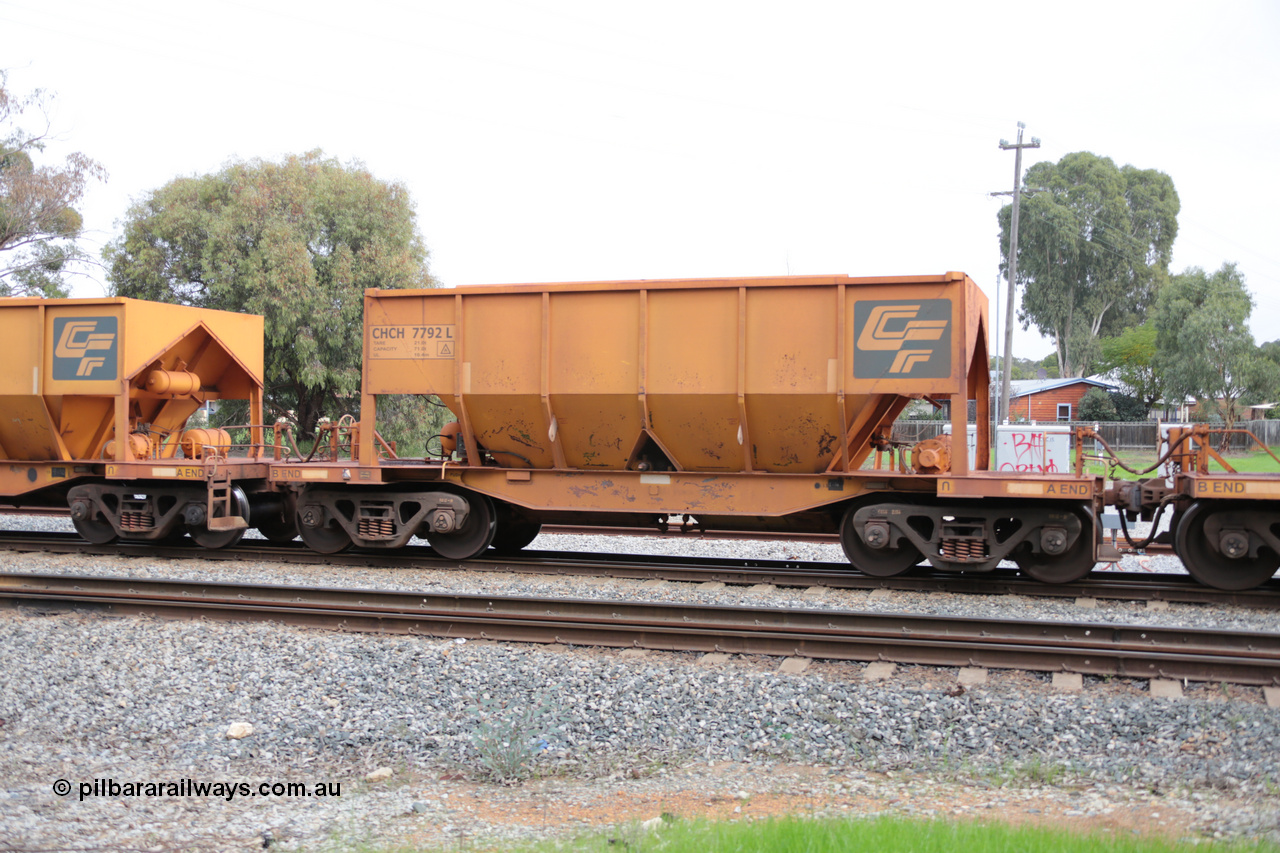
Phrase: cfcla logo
[
  {"left": 52, "top": 317, "right": 118, "bottom": 380},
  {"left": 853, "top": 300, "right": 951, "bottom": 379},
  {"left": 857, "top": 305, "right": 947, "bottom": 350}
]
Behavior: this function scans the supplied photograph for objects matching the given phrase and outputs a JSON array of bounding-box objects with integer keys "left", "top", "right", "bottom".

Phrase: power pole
[{"left": 997, "top": 123, "right": 1040, "bottom": 424}]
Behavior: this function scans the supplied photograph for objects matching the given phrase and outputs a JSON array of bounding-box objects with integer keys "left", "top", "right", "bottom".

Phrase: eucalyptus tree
[
  {"left": 1097, "top": 323, "right": 1161, "bottom": 411},
  {"left": 105, "top": 150, "right": 436, "bottom": 441},
  {"left": 998, "top": 152, "right": 1179, "bottom": 378},
  {"left": 1152, "top": 263, "right": 1277, "bottom": 439},
  {"left": 0, "top": 72, "right": 107, "bottom": 297}
]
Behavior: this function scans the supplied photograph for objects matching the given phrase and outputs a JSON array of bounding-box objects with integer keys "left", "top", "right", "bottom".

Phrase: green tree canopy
[
  {"left": 0, "top": 71, "right": 107, "bottom": 297},
  {"left": 105, "top": 150, "right": 435, "bottom": 439},
  {"left": 998, "top": 152, "right": 1179, "bottom": 379},
  {"left": 1108, "top": 392, "right": 1149, "bottom": 422},
  {"left": 1096, "top": 323, "right": 1161, "bottom": 410},
  {"left": 1152, "top": 263, "right": 1278, "bottom": 440},
  {"left": 1260, "top": 339, "right": 1280, "bottom": 367},
  {"left": 988, "top": 354, "right": 1053, "bottom": 381}
]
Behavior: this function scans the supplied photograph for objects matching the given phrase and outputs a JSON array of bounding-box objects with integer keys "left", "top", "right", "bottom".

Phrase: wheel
[
  {"left": 153, "top": 528, "right": 189, "bottom": 545},
  {"left": 490, "top": 508, "right": 541, "bottom": 554},
  {"left": 256, "top": 515, "right": 299, "bottom": 544},
  {"left": 1015, "top": 509, "right": 1097, "bottom": 584},
  {"left": 839, "top": 502, "right": 922, "bottom": 578},
  {"left": 1174, "top": 501, "right": 1280, "bottom": 591},
  {"left": 426, "top": 493, "right": 497, "bottom": 560},
  {"left": 190, "top": 487, "right": 250, "bottom": 549},
  {"left": 71, "top": 511, "right": 117, "bottom": 545},
  {"left": 296, "top": 508, "right": 353, "bottom": 554}
]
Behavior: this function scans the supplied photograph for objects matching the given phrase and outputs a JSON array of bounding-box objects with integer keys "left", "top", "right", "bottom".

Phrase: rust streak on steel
[{"left": 2, "top": 572, "right": 1278, "bottom": 686}]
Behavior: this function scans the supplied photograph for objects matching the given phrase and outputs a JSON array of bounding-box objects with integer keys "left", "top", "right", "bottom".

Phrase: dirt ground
[{"left": 380, "top": 760, "right": 1268, "bottom": 851}]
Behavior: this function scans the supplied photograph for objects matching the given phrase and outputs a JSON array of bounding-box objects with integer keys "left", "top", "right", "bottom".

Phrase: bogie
[
  {"left": 67, "top": 482, "right": 251, "bottom": 550},
  {"left": 839, "top": 497, "right": 1093, "bottom": 580},
  {"left": 1174, "top": 501, "right": 1280, "bottom": 591}
]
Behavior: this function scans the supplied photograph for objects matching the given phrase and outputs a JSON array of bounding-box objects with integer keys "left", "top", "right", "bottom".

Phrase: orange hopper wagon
[
  {"left": 277, "top": 272, "right": 1110, "bottom": 582},
  {"left": 0, "top": 297, "right": 286, "bottom": 547}
]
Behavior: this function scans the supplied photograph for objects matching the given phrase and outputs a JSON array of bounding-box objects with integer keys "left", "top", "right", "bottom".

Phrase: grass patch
[
  {"left": 425, "top": 814, "right": 1280, "bottom": 853},
  {"left": 1079, "top": 446, "right": 1280, "bottom": 481}
]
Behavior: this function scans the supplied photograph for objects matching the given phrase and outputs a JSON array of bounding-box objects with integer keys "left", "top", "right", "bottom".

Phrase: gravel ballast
[{"left": 1, "top": 515, "right": 1279, "bottom": 850}]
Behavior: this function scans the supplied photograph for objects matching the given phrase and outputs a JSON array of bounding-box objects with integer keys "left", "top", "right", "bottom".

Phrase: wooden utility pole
[{"left": 998, "top": 123, "right": 1040, "bottom": 424}]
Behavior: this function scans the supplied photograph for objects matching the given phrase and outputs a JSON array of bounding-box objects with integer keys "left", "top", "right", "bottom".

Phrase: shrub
[
  {"left": 466, "top": 694, "right": 568, "bottom": 784},
  {"left": 1077, "top": 387, "right": 1117, "bottom": 421},
  {"left": 1109, "top": 391, "right": 1149, "bottom": 422}
]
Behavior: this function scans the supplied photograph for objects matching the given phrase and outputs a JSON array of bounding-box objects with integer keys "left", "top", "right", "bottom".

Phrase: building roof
[{"left": 1006, "top": 376, "right": 1117, "bottom": 399}]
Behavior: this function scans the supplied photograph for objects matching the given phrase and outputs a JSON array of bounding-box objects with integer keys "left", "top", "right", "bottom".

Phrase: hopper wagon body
[
  {"left": 282, "top": 272, "right": 1111, "bottom": 582},
  {"left": 0, "top": 297, "right": 291, "bottom": 546}
]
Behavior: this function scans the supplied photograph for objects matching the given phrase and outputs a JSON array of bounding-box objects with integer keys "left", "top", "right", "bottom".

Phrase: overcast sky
[{"left": 3, "top": 0, "right": 1277, "bottom": 360}]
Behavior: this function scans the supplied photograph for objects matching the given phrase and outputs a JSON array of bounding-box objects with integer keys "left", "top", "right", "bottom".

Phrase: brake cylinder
[
  {"left": 104, "top": 432, "right": 152, "bottom": 460},
  {"left": 146, "top": 369, "right": 202, "bottom": 396},
  {"left": 181, "top": 428, "right": 232, "bottom": 459}
]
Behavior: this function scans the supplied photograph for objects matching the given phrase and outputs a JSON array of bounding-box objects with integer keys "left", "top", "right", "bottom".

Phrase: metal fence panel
[{"left": 893, "top": 419, "right": 1280, "bottom": 452}]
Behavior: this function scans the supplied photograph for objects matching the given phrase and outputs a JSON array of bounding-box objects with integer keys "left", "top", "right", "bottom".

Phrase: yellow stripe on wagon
[
  {"left": 1194, "top": 479, "right": 1280, "bottom": 498},
  {"left": 150, "top": 466, "right": 206, "bottom": 479},
  {"left": 1005, "top": 481, "right": 1093, "bottom": 497},
  {"left": 271, "top": 468, "right": 332, "bottom": 481}
]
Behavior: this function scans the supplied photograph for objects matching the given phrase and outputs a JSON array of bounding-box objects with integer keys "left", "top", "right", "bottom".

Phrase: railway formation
[
  {"left": 3, "top": 528, "right": 1278, "bottom": 608},
  {"left": 4, "top": 570, "right": 1279, "bottom": 688},
  {"left": 4, "top": 521, "right": 1280, "bottom": 692}
]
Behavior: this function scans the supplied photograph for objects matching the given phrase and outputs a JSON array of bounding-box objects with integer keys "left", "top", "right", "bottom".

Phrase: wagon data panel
[{"left": 367, "top": 324, "right": 456, "bottom": 359}]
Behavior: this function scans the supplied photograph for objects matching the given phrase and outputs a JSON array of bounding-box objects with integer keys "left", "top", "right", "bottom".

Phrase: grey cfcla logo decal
[
  {"left": 52, "top": 317, "right": 118, "bottom": 380},
  {"left": 853, "top": 300, "right": 951, "bottom": 378}
]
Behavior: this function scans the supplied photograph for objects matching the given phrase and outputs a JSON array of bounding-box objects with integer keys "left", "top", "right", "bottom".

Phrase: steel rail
[
  {"left": 0, "top": 530, "right": 1273, "bottom": 608},
  {"left": 2, "top": 572, "right": 1278, "bottom": 686}
]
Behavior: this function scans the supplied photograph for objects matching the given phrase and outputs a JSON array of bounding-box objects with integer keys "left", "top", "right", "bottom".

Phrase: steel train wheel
[
  {"left": 490, "top": 503, "right": 541, "bottom": 553},
  {"left": 71, "top": 513, "right": 118, "bottom": 545},
  {"left": 256, "top": 515, "right": 299, "bottom": 544},
  {"left": 190, "top": 486, "right": 250, "bottom": 549},
  {"left": 1014, "top": 508, "right": 1097, "bottom": 584},
  {"left": 839, "top": 502, "right": 923, "bottom": 578},
  {"left": 490, "top": 518, "right": 541, "bottom": 554},
  {"left": 426, "top": 493, "right": 497, "bottom": 560},
  {"left": 1174, "top": 501, "right": 1280, "bottom": 591},
  {"left": 296, "top": 509, "right": 353, "bottom": 554}
]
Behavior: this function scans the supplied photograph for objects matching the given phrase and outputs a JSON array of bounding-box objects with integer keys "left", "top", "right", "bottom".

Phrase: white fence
[{"left": 893, "top": 420, "right": 1280, "bottom": 452}]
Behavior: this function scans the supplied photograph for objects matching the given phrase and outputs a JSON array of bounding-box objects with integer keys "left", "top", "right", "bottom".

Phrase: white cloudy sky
[{"left": 3, "top": 0, "right": 1278, "bottom": 359}]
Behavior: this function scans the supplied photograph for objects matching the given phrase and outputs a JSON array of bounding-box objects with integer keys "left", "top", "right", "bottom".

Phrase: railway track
[
  {"left": 0, "top": 529, "right": 1276, "bottom": 608},
  {"left": 2, "top": 571, "right": 1278, "bottom": 686}
]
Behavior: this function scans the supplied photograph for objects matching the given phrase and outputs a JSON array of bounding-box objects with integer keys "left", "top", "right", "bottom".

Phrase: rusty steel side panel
[
  {"left": 355, "top": 464, "right": 1098, "bottom": 520},
  {"left": 450, "top": 468, "right": 925, "bottom": 517},
  {"left": 938, "top": 471, "right": 1104, "bottom": 501},
  {"left": 0, "top": 460, "right": 273, "bottom": 506},
  {"left": 362, "top": 272, "right": 990, "bottom": 482}
]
